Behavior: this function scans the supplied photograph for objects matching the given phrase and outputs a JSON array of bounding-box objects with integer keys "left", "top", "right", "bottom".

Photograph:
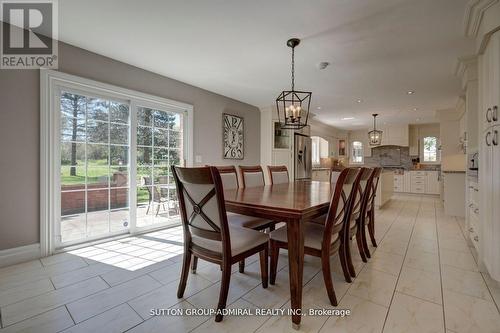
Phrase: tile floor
[{"left": 1, "top": 194, "right": 500, "bottom": 333}]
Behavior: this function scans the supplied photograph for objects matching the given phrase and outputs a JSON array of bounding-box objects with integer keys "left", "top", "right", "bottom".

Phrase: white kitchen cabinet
[
  {"left": 404, "top": 172, "right": 411, "bottom": 192},
  {"left": 425, "top": 171, "right": 440, "bottom": 195},
  {"left": 410, "top": 171, "right": 426, "bottom": 193},
  {"left": 478, "top": 29, "right": 500, "bottom": 281},
  {"left": 311, "top": 169, "right": 330, "bottom": 182},
  {"left": 380, "top": 125, "right": 409, "bottom": 146},
  {"left": 394, "top": 174, "right": 404, "bottom": 192},
  {"left": 409, "top": 125, "right": 419, "bottom": 156}
]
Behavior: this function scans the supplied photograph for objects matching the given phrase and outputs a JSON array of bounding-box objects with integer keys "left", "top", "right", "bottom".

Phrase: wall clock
[{"left": 223, "top": 113, "right": 244, "bottom": 159}]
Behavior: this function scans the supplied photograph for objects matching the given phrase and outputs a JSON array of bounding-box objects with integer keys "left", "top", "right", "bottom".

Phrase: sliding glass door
[
  {"left": 57, "top": 89, "right": 186, "bottom": 247},
  {"left": 135, "top": 106, "right": 183, "bottom": 229}
]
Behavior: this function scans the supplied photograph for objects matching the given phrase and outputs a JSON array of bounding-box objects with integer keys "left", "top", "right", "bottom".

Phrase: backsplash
[
  {"left": 364, "top": 146, "right": 441, "bottom": 171},
  {"left": 364, "top": 146, "right": 413, "bottom": 169}
]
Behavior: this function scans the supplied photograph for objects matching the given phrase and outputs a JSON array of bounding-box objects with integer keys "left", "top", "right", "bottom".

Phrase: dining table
[{"left": 224, "top": 180, "right": 335, "bottom": 329}]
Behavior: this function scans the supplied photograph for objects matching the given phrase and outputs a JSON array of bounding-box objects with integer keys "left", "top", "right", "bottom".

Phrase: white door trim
[{"left": 40, "top": 69, "right": 193, "bottom": 256}]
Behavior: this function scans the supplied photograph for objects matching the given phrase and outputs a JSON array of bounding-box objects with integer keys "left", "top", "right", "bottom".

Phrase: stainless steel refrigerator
[{"left": 294, "top": 134, "right": 312, "bottom": 180}]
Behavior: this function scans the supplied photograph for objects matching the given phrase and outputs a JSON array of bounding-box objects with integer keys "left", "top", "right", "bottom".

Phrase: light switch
[{"left": 195, "top": 155, "right": 202, "bottom": 163}]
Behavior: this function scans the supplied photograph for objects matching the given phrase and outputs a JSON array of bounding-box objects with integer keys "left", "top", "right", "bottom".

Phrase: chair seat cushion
[
  {"left": 192, "top": 226, "right": 268, "bottom": 256},
  {"left": 269, "top": 223, "right": 339, "bottom": 250},
  {"left": 227, "top": 212, "right": 273, "bottom": 230}
]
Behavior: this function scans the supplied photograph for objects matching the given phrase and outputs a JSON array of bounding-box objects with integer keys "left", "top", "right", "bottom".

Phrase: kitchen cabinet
[
  {"left": 311, "top": 169, "right": 331, "bottom": 182},
  {"left": 409, "top": 125, "right": 419, "bottom": 156},
  {"left": 479, "top": 29, "right": 500, "bottom": 281},
  {"left": 425, "top": 171, "right": 440, "bottom": 195},
  {"left": 393, "top": 170, "right": 440, "bottom": 194},
  {"left": 380, "top": 125, "right": 409, "bottom": 146}
]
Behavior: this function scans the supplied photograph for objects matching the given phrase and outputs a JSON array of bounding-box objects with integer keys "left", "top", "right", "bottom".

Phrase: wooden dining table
[{"left": 224, "top": 180, "right": 334, "bottom": 329}]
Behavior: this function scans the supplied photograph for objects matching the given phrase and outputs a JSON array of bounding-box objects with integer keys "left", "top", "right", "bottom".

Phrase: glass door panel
[
  {"left": 136, "top": 107, "right": 183, "bottom": 228},
  {"left": 59, "top": 91, "right": 130, "bottom": 244}
]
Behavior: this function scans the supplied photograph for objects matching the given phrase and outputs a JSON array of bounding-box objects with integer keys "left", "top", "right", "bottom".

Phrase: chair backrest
[
  {"left": 368, "top": 167, "right": 383, "bottom": 211},
  {"left": 214, "top": 165, "right": 239, "bottom": 190},
  {"left": 143, "top": 176, "right": 161, "bottom": 202},
  {"left": 171, "top": 166, "right": 231, "bottom": 257},
  {"left": 239, "top": 165, "right": 265, "bottom": 188},
  {"left": 351, "top": 168, "right": 373, "bottom": 219},
  {"left": 330, "top": 170, "right": 341, "bottom": 183},
  {"left": 267, "top": 165, "right": 289, "bottom": 184},
  {"left": 322, "top": 168, "right": 362, "bottom": 247}
]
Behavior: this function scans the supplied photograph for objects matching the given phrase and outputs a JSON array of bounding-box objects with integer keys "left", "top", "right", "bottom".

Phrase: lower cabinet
[
  {"left": 394, "top": 170, "right": 440, "bottom": 194},
  {"left": 312, "top": 169, "right": 331, "bottom": 182}
]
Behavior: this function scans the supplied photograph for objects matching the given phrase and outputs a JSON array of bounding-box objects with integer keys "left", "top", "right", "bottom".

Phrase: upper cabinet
[
  {"left": 409, "top": 125, "right": 419, "bottom": 156},
  {"left": 379, "top": 125, "right": 409, "bottom": 146}
]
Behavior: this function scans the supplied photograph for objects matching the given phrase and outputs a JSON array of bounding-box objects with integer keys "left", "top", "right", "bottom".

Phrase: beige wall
[{"left": 0, "top": 41, "right": 260, "bottom": 251}]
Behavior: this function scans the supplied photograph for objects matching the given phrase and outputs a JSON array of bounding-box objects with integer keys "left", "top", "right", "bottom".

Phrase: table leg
[{"left": 286, "top": 218, "right": 305, "bottom": 329}]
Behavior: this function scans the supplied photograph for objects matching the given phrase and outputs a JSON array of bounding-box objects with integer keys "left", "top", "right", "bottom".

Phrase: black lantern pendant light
[
  {"left": 276, "top": 38, "right": 312, "bottom": 130},
  {"left": 368, "top": 113, "right": 383, "bottom": 146}
]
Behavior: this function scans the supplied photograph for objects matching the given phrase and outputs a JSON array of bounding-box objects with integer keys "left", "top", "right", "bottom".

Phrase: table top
[{"left": 224, "top": 180, "right": 334, "bottom": 220}]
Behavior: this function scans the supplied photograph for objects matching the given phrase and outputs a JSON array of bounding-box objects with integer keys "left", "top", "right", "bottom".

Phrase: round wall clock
[{"left": 223, "top": 113, "right": 244, "bottom": 159}]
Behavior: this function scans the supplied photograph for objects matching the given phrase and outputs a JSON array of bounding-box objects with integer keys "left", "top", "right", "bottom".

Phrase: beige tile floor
[{"left": 1, "top": 194, "right": 500, "bottom": 333}]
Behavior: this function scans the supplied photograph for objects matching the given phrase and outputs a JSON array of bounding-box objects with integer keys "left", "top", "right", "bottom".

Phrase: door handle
[
  {"left": 493, "top": 106, "right": 498, "bottom": 122},
  {"left": 486, "top": 131, "right": 492, "bottom": 146},
  {"left": 487, "top": 108, "right": 492, "bottom": 122},
  {"left": 493, "top": 130, "right": 499, "bottom": 146}
]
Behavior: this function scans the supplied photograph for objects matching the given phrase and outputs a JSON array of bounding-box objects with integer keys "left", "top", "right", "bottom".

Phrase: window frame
[
  {"left": 41, "top": 69, "right": 193, "bottom": 255},
  {"left": 420, "top": 136, "right": 440, "bottom": 164},
  {"left": 351, "top": 141, "right": 364, "bottom": 164}
]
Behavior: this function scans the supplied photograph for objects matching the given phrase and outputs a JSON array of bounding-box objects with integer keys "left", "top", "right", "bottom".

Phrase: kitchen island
[{"left": 375, "top": 169, "right": 394, "bottom": 208}]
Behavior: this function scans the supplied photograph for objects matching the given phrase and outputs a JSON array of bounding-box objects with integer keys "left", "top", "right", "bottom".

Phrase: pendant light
[
  {"left": 368, "top": 113, "right": 383, "bottom": 146},
  {"left": 276, "top": 38, "right": 312, "bottom": 130}
]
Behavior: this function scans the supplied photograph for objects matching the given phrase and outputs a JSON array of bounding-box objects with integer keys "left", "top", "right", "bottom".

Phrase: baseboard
[{"left": 0, "top": 243, "right": 41, "bottom": 268}]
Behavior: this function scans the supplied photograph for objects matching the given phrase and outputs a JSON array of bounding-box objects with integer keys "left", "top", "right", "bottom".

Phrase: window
[
  {"left": 311, "top": 136, "right": 329, "bottom": 166},
  {"left": 41, "top": 70, "right": 193, "bottom": 252},
  {"left": 351, "top": 141, "right": 364, "bottom": 164},
  {"left": 422, "top": 136, "right": 438, "bottom": 162}
]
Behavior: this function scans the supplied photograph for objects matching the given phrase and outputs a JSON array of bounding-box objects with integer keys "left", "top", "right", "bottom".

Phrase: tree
[{"left": 60, "top": 93, "right": 85, "bottom": 176}]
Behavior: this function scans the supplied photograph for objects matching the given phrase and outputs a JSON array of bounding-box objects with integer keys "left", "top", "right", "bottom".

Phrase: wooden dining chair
[
  {"left": 172, "top": 166, "right": 269, "bottom": 322},
  {"left": 239, "top": 165, "right": 266, "bottom": 188},
  {"left": 365, "top": 167, "right": 383, "bottom": 251},
  {"left": 269, "top": 168, "right": 362, "bottom": 305},
  {"left": 195, "top": 165, "right": 273, "bottom": 274},
  {"left": 267, "top": 165, "right": 290, "bottom": 184},
  {"left": 340, "top": 167, "right": 375, "bottom": 281}
]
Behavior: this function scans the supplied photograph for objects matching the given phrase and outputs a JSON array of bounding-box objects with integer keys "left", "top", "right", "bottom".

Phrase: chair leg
[
  {"left": 146, "top": 203, "right": 151, "bottom": 215},
  {"left": 215, "top": 261, "right": 232, "bottom": 322},
  {"left": 361, "top": 223, "right": 371, "bottom": 259},
  {"left": 368, "top": 209, "right": 377, "bottom": 247},
  {"left": 355, "top": 222, "right": 367, "bottom": 263},
  {"left": 191, "top": 256, "right": 198, "bottom": 274},
  {"left": 239, "top": 260, "right": 245, "bottom": 273},
  {"left": 338, "top": 245, "right": 352, "bottom": 283},
  {"left": 346, "top": 232, "right": 356, "bottom": 278},
  {"left": 177, "top": 251, "right": 191, "bottom": 298},
  {"left": 259, "top": 247, "right": 269, "bottom": 288},
  {"left": 155, "top": 204, "right": 160, "bottom": 216},
  {"left": 321, "top": 255, "right": 338, "bottom": 306},
  {"left": 269, "top": 240, "right": 279, "bottom": 285},
  {"left": 269, "top": 223, "right": 275, "bottom": 232}
]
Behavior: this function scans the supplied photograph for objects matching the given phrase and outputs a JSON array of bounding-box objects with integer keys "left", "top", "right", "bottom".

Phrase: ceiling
[{"left": 58, "top": 0, "right": 474, "bottom": 130}]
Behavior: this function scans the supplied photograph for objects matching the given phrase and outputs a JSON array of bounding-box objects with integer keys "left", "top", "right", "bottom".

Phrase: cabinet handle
[
  {"left": 474, "top": 188, "right": 478, "bottom": 192},
  {"left": 474, "top": 236, "right": 479, "bottom": 242},
  {"left": 493, "top": 130, "right": 499, "bottom": 146},
  {"left": 493, "top": 106, "right": 498, "bottom": 122},
  {"left": 474, "top": 208, "right": 479, "bottom": 214},
  {"left": 469, "top": 203, "right": 474, "bottom": 208},
  {"left": 486, "top": 131, "right": 492, "bottom": 146},
  {"left": 468, "top": 227, "right": 474, "bottom": 232},
  {"left": 487, "top": 108, "right": 492, "bottom": 122}
]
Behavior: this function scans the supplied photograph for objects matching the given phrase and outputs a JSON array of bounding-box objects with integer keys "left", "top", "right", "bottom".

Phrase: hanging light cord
[{"left": 291, "top": 46, "right": 295, "bottom": 91}]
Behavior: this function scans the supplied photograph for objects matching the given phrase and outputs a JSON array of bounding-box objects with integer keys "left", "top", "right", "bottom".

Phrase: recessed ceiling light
[
  {"left": 416, "top": 118, "right": 420, "bottom": 121},
  {"left": 356, "top": 99, "right": 363, "bottom": 103},
  {"left": 413, "top": 107, "right": 418, "bottom": 111},
  {"left": 316, "top": 106, "right": 321, "bottom": 110},
  {"left": 341, "top": 117, "right": 355, "bottom": 120},
  {"left": 407, "top": 90, "right": 415, "bottom": 95}
]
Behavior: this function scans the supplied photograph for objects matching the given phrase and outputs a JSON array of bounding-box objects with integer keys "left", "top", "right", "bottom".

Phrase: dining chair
[
  {"left": 239, "top": 165, "right": 266, "bottom": 188},
  {"left": 341, "top": 167, "right": 375, "bottom": 280},
  {"left": 193, "top": 165, "right": 274, "bottom": 274},
  {"left": 365, "top": 167, "right": 383, "bottom": 251},
  {"left": 353, "top": 168, "right": 376, "bottom": 264},
  {"left": 269, "top": 167, "right": 362, "bottom": 305},
  {"left": 172, "top": 166, "right": 269, "bottom": 322},
  {"left": 267, "top": 165, "right": 290, "bottom": 184},
  {"left": 143, "top": 176, "right": 168, "bottom": 216}
]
